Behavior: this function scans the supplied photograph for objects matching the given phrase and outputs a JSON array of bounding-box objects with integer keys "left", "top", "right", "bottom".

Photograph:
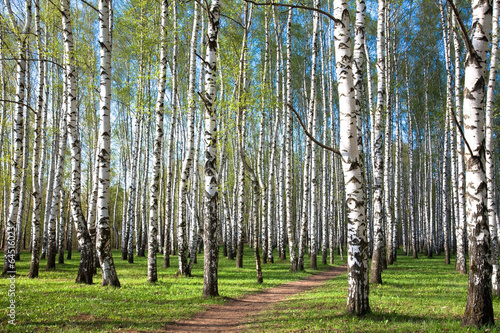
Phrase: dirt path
[{"left": 164, "top": 264, "right": 347, "bottom": 332}]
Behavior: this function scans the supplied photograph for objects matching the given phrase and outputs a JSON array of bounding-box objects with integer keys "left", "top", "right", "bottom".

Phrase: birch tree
[
  {"left": 177, "top": 1, "right": 200, "bottom": 277},
  {"left": 298, "top": 0, "right": 320, "bottom": 272},
  {"left": 334, "top": 0, "right": 370, "bottom": 315},
  {"left": 147, "top": 0, "right": 169, "bottom": 283},
  {"left": 2, "top": 0, "right": 32, "bottom": 276},
  {"left": 28, "top": 0, "right": 44, "bottom": 278},
  {"left": 62, "top": 0, "right": 94, "bottom": 283},
  {"left": 96, "top": 0, "right": 120, "bottom": 287},
  {"left": 370, "top": 0, "right": 385, "bottom": 284},
  {"left": 449, "top": 0, "right": 495, "bottom": 326},
  {"left": 485, "top": 0, "right": 500, "bottom": 296},
  {"left": 285, "top": 9, "right": 297, "bottom": 272},
  {"left": 453, "top": 15, "right": 467, "bottom": 275},
  {"left": 201, "top": 0, "right": 221, "bottom": 297},
  {"left": 163, "top": 0, "right": 179, "bottom": 269}
]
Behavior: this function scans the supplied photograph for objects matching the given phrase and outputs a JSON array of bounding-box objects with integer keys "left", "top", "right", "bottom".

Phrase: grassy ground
[
  {"left": 244, "top": 251, "right": 500, "bottom": 333},
  {"left": 0, "top": 247, "right": 332, "bottom": 332}
]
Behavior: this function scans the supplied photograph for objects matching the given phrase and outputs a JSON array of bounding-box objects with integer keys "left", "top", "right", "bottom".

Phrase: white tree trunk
[
  {"left": 461, "top": 0, "right": 494, "bottom": 326},
  {"left": 370, "top": 0, "right": 385, "bottom": 284},
  {"left": 486, "top": 0, "right": 500, "bottom": 296},
  {"left": 453, "top": 15, "right": 467, "bottom": 275},
  {"left": 96, "top": 0, "right": 120, "bottom": 287},
  {"left": 285, "top": 9, "right": 297, "bottom": 272},
  {"left": 29, "top": 0, "right": 44, "bottom": 278},
  {"left": 147, "top": 0, "right": 169, "bottom": 283},
  {"left": 202, "top": 0, "right": 221, "bottom": 297},
  {"left": 62, "top": 0, "right": 94, "bottom": 283},
  {"left": 2, "top": 0, "right": 31, "bottom": 275},
  {"left": 177, "top": 1, "right": 199, "bottom": 276},
  {"left": 298, "top": 0, "right": 319, "bottom": 271},
  {"left": 334, "top": 0, "right": 370, "bottom": 315}
]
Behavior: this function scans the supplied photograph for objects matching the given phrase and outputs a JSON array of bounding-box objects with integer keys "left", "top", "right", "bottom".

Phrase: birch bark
[
  {"left": 62, "top": 0, "right": 94, "bottom": 283},
  {"left": 28, "top": 0, "right": 44, "bottom": 278},
  {"left": 2, "top": 0, "right": 31, "bottom": 276},
  {"left": 370, "top": 0, "right": 385, "bottom": 284},
  {"left": 460, "top": 0, "right": 494, "bottom": 325},
  {"left": 96, "top": 0, "right": 120, "bottom": 287},
  {"left": 147, "top": 0, "right": 169, "bottom": 283},
  {"left": 202, "top": 0, "right": 221, "bottom": 297},
  {"left": 485, "top": 0, "right": 500, "bottom": 296},
  {"left": 334, "top": 0, "right": 370, "bottom": 315}
]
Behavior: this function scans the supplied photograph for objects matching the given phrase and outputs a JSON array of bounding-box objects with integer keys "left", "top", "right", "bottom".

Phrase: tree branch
[
  {"left": 2, "top": 57, "right": 64, "bottom": 69},
  {"left": 0, "top": 99, "right": 36, "bottom": 113},
  {"left": 287, "top": 103, "right": 341, "bottom": 156},
  {"left": 80, "top": 0, "right": 100, "bottom": 13},
  {"left": 243, "top": 0, "right": 341, "bottom": 24},
  {"left": 450, "top": 106, "right": 475, "bottom": 158},
  {"left": 446, "top": 0, "right": 475, "bottom": 58}
]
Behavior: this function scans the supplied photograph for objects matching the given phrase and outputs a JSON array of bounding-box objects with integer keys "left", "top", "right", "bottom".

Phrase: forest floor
[
  {"left": 3, "top": 249, "right": 500, "bottom": 332},
  {"left": 164, "top": 264, "right": 347, "bottom": 332},
  {"left": 0, "top": 248, "right": 334, "bottom": 332}
]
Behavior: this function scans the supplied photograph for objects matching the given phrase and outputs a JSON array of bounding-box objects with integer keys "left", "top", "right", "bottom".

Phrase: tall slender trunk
[
  {"left": 29, "top": 0, "right": 44, "bottom": 278},
  {"left": 258, "top": 9, "right": 269, "bottom": 265},
  {"left": 2, "top": 0, "right": 32, "bottom": 276},
  {"left": 235, "top": 5, "right": 252, "bottom": 269},
  {"left": 147, "top": 0, "right": 169, "bottom": 283},
  {"left": 202, "top": 0, "right": 221, "bottom": 297},
  {"left": 439, "top": 1, "right": 452, "bottom": 265},
  {"left": 285, "top": 9, "right": 297, "bottom": 272},
  {"left": 15, "top": 67, "right": 30, "bottom": 261},
  {"left": 370, "top": 0, "right": 385, "bottom": 284},
  {"left": 453, "top": 15, "right": 467, "bottom": 275},
  {"left": 486, "top": 0, "right": 500, "bottom": 296},
  {"left": 334, "top": 0, "right": 370, "bottom": 315},
  {"left": 87, "top": 148, "right": 99, "bottom": 271},
  {"left": 320, "top": 28, "right": 329, "bottom": 266},
  {"left": 138, "top": 125, "right": 149, "bottom": 257},
  {"left": 163, "top": 0, "right": 179, "bottom": 269},
  {"left": 177, "top": 1, "right": 199, "bottom": 276},
  {"left": 62, "top": 0, "right": 94, "bottom": 283},
  {"left": 57, "top": 189, "right": 65, "bottom": 264},
  {"left": 96, "top": 0, "right": 120, "bottom": 287},
  {"left": 298, "top": 0, "right": 319, "bottom": 272},
  {"left": 460, "top": 0, "right": 494, "bottom": 326},
  {"left": 47, "top": 98, "right": 68, "bottom": 271}
]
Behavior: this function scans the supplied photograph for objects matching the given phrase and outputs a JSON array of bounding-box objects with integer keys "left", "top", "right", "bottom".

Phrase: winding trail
[{"left": 165, "top": 264, "right": 347, "bottom": 332}]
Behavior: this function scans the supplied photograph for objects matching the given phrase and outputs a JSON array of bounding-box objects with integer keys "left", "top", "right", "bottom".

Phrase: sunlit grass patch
[
  {"left": 244, "top": 251, "right": 500, "bottom": 333},
  {"left": 0, "top": 248, "right": 332, "bottom": 332}
]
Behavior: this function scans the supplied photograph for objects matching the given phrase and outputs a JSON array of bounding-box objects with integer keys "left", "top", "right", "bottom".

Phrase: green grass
[
  {"left": 0, "top": 247, "right": 332, "bottom": 332},
  {"left": 243, "top": 251, "right": 500, "bottom": 332}
]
